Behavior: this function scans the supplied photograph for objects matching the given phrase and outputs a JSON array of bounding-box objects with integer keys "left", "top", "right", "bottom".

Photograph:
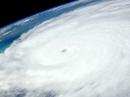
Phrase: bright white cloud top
[{"left": 0, "top": 0, "right": 130, "bottom": 97}]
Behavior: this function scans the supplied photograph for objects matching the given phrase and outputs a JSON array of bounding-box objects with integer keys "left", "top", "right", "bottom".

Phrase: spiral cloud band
[{"left": 0, "top": 0, "right": 130, "bottom": 97}]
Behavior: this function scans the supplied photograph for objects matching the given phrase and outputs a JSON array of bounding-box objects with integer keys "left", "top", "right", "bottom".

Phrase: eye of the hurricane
[
  {"left": 61, "top": 49, "right": 68, "bottom": 53},
  {"left": 32, "top": 46, "right": 77, "bottom": 66},
  {"left": 29, "top": 37, "right": 80, "bottom": 66}
]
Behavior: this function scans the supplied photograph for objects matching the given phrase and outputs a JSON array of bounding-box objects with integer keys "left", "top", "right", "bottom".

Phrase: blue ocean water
[{"left": 0, "top": 0, "right": 101, "bottom": 53}]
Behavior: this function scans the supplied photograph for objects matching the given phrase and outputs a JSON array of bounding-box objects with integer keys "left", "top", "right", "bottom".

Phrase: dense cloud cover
[{"left": 0, "top": 0, "right": 130, "bottom": 97}]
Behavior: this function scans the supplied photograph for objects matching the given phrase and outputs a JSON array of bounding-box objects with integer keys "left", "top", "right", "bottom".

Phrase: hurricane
[{"left": 0, "top": 0, "right": 130, "bottom": 97}]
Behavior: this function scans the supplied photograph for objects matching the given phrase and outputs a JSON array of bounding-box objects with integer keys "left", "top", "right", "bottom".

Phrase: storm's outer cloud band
[{"left": 0, "top": 0, "right": 130, "bottom": 97}]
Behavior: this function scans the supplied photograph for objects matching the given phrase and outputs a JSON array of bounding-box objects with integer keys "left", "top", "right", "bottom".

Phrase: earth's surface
[{"left": 0, "top": 0, "right": 130, "bottom": 97}]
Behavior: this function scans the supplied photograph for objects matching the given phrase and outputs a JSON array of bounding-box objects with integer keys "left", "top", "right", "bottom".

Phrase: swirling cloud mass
[{"left": 0, "top": 0, "right": 130, "bottom": 97}]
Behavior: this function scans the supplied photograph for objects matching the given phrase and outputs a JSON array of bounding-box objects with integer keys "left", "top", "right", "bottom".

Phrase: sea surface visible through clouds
[{"left": 0, "top": 0, "right": 130, "bottom": 97}]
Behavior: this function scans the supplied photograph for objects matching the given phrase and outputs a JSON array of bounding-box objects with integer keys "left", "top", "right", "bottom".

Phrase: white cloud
[{"left": 0, "top": 0, "right": 130, "bottom": 97}]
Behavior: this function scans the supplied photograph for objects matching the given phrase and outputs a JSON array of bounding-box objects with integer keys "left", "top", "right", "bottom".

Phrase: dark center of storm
[{"left": 61, "top": 49, "right": 67, "bottom": 53}]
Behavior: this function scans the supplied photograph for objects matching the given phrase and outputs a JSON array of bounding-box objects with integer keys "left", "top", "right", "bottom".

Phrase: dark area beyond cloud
[{"left": 0, "top": 0, "right": 74, "bottom": 28}]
